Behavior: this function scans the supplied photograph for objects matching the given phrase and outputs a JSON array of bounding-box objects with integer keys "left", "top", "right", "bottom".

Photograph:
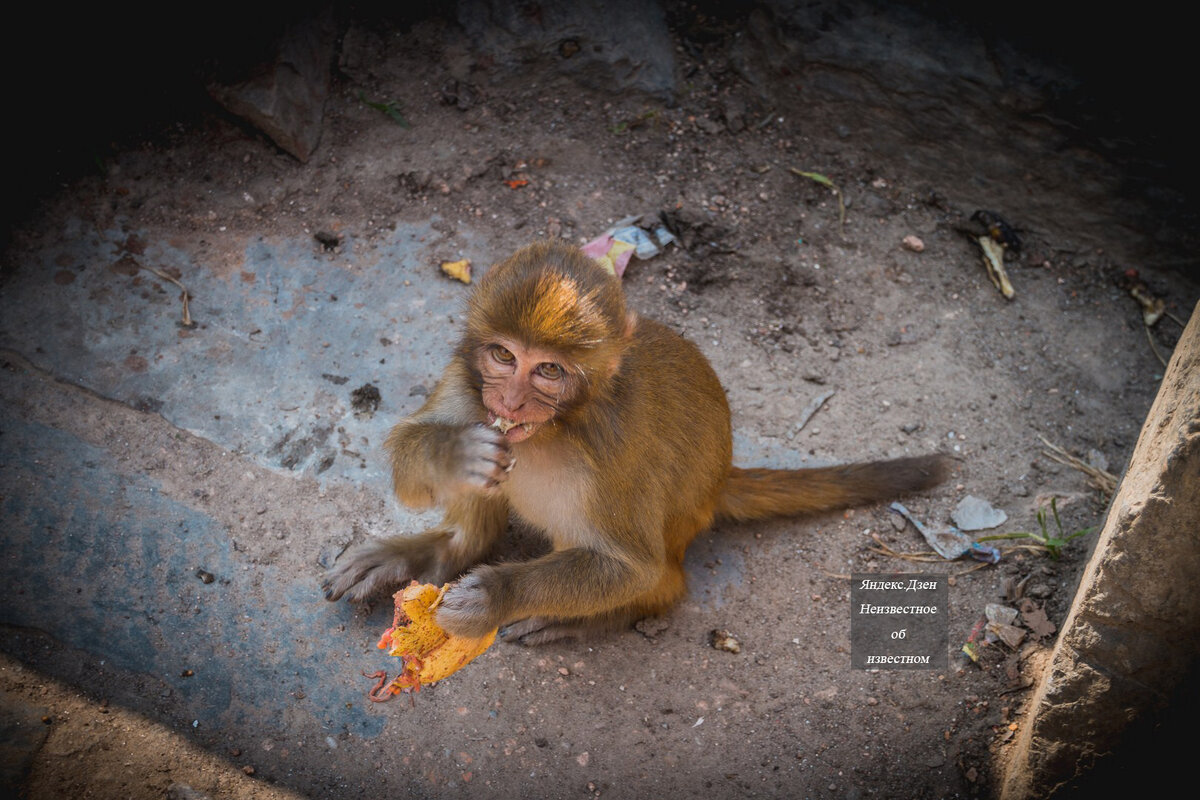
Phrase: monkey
[{"left": 323, "top": 240, "right": 949, "bottom": 645}]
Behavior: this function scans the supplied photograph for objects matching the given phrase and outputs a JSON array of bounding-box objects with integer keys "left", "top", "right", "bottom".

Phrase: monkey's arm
[
  {"left": 386, "top": 360, "right": 513, "bottom": 509},
  {"left": 323, "top": 362, "right": 512, "bottom": 603}
]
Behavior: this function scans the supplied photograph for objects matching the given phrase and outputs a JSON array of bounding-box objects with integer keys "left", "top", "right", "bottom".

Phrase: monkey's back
[{"left": 579, "top": 316, "right": 733, "bottom": 558}]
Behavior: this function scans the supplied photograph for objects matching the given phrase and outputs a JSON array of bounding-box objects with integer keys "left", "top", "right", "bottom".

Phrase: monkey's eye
[
  {"left": 491, "top": 345, "right": 516, "bottom": 365},
  {"left": 536, "top": 363, "right": 563, "bottom": 380}
]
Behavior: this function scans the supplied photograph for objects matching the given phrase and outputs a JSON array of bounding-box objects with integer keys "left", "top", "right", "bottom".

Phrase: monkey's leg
[
  {"left": 499, "top": 560, "right": 688, "bottom": 645},
  {"left": 434, "top": 546, "right": 661, "bottom": 638},
  {"left": 322, "top": 494, "right": 508, "bottom": 602}
]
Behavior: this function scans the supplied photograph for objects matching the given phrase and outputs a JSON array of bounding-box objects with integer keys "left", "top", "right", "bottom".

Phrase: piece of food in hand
[{"left": 375, "top": 581, "right": 497, "bottom": 694}]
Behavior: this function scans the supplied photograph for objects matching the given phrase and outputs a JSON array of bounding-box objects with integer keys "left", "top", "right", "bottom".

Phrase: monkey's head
[{"left": 460, "top": 241, "right": 635, "bottom": 444}]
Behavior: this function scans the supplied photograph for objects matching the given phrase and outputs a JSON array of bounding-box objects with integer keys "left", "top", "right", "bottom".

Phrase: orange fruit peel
[{"left": 375, "top": 581, "right": 496, "bottom": 694}]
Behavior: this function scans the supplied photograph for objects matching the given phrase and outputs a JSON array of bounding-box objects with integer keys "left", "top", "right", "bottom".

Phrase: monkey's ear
[
  {"left": 603, "top": 312, "right": 638, "bottom": 379},
  {"left": 622, "top": 312, "right": 638, "bottom": 340}
]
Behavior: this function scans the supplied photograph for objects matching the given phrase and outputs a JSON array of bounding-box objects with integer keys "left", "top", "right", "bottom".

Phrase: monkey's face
[{"left": 477, "top": 340, "right": 575, "bottom": 444}]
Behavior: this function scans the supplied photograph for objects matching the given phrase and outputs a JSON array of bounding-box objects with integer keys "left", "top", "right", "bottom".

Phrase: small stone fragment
[
  {"left": 710, "top": 629, "right": 742, "bottom": 653},
  {"left": 951, "top": 495, "right": 1008, "bottom": 531}
]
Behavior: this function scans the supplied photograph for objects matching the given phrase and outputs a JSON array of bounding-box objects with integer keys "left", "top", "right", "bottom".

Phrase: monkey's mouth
[{"left": 489, "top": 414, "right": 539, "bottom": 442}]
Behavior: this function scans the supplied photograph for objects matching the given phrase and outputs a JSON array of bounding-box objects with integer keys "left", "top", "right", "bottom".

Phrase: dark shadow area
[
  {"left": 1062, "top": 660, "right": 1200, "bottom": 796},
  {"left": 5, "top": 1, "right": 1197, "bottom": 260}
]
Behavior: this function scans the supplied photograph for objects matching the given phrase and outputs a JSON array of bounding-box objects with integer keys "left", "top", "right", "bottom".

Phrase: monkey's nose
[{"left": 497, "top": 400, "right": 524, "bottom": 418}]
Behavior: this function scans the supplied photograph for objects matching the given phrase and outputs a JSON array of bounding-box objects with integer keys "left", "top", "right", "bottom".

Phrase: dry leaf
[
  {"left": 1019, "top": 600, "right": 1056, "bottom": 639},
  {"left": 440, "top": 259, "right": 472, "bottom": 284}
]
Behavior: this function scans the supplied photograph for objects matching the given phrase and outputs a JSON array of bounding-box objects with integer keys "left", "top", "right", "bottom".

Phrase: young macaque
[{"left": 323, "top": 241, "right": 948, "bottom": 644}]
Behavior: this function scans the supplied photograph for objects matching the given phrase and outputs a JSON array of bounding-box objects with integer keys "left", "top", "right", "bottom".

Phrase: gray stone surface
[{"left": 2, "top": 3, "right": 1196, "bottom": 795}]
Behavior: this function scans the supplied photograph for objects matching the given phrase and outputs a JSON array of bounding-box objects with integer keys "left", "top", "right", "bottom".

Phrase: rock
[
  {"left": 951, "top": 495, "right": 1008, "bottom": 531},
  {"left": 350, "top": 384, "right": 382, "bottom": 418},
  {"left": 208, "top": 9, "right": 336, "bottom": 162},
  {"left": 721, "top": 96, "right": 748, "bottom": 133},
  {"left": 729, "top": 7, "right": 796, "bottom": 92},
  {"left": 1001, "top": 301, "right": 1200, "bottom": 798}
]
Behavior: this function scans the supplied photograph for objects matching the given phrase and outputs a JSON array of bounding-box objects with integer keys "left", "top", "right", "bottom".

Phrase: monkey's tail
[{"left": 714, "top": 455, "right": 950, "bottom": 522}]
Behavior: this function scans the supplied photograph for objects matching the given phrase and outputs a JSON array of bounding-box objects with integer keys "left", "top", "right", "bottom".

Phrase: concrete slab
[
  {"left": 0, "top": 414, "right": 387, "bottom": 740},
  {"left": 0, "top": 218, "right": 489, "bottom": 505}
]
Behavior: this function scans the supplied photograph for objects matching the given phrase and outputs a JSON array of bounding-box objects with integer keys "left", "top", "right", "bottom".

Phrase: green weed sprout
[{"left": 976, "top": 497, "right": 1095, "bottom": 560}]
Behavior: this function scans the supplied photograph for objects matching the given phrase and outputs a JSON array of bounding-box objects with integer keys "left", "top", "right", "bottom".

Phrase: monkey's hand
[
  {"left": 436, "top": 569, "right": 505, "bottom": 639},
  {"left": 444, "top": 424, "right": 514, "bottom": 493}
]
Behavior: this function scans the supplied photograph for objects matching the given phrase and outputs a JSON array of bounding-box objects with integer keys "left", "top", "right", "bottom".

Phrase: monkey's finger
[
  {"left": 499, "top": 617, "right": 577, "bottom": 646},
  {"left": 463, "top": 466, "right": 509, "bottom": 490},
  {"left": 322, "top": 562, "right": 375, "bottom": 601},
  {"left": 485, "top": 447, "right": 515, "bottom": 470},
  {"left": 469, "top": 426, "right": 513, "bottom": 461},
  {"left": 339, "top": 562, "right": 413, "bottom": 603},
  {"left": 459, "top": 430, "right": 513, "bottom": 480},
  {"left": 475, "top": 451, "right": 513, "bottom": 472},
  {"left": 467, "top": 423, "right": 512, "bottom": 450},
  {"left": 479, "top": 444, "right": 514, "bottom": 468}
]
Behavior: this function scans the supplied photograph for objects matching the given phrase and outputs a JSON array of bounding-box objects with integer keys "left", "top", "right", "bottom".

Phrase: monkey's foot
[{"left": 498, "top": 616, "right": 581, "bottom": 646}]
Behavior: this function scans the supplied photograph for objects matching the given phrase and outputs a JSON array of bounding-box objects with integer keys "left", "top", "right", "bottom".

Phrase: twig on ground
[
  {"left": 1037, "top": 435, "right": 1118, "bottom": 497},
  {"left": 143, "top": 267, "right": 194, "bottom": 327}
]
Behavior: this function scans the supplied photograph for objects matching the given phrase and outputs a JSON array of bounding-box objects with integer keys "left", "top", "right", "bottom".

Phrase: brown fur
[{"left": 323, "top": 241, "right": 950, "bottom": 644}]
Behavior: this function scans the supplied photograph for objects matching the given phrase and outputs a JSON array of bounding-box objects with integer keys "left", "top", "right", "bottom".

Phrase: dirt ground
[{"left": 2, "top": 3, "right": 1198, "bottom": 799}]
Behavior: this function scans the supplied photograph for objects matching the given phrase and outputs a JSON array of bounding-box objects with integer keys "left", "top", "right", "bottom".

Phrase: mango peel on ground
[{"left": 374, "top": 581, "right": 497, "bottom": 695}]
